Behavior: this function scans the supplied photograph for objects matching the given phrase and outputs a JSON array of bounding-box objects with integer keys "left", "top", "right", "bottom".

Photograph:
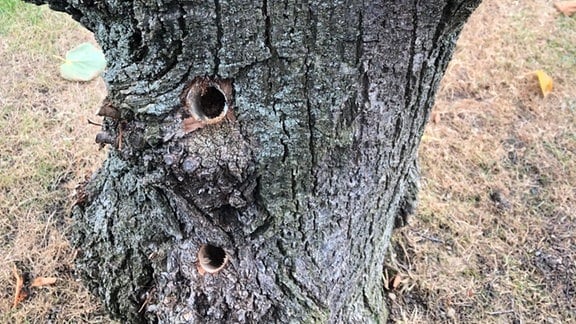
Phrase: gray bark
[{"left": 26, "top": 0, "right": 481, "bottom": 322}]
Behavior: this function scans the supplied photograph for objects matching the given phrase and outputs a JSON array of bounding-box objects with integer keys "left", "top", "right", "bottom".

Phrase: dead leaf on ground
[
  {"left": 30, "top": 277, "right": 58, "bottom": 288},
  {"left": 12, "top": 265, "right": 59, "bottom": 308},
  {"left": 534, "top": 70, "right": 553, "bottom": 97},
  {"left": 554, "top": 1, "right": 576, "bottom": 16},
  {"left": 392, "top": 274, "right": 403, "bottom": 290},
  {"left": 12, "top": 265, "right": 28, "bottom": 308}
]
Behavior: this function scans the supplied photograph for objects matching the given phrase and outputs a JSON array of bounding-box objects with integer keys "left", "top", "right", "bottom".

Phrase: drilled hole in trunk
[
  {"left": 200, "top": 86, "right": 226, "bottom": 119},
  {"left": 198, "top": 244, "right": 228, "bottom": 274},
  {"left": 182, "top": 77, "right": 233, "bottom": 125}
]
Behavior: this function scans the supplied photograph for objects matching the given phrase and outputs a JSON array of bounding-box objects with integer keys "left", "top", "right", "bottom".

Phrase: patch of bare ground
[
  {"left": 387, "top": 0, "right": 576, "bottom": 323},
  {"left": 0, "top": 3, "right": 111, "bottom": 322}
]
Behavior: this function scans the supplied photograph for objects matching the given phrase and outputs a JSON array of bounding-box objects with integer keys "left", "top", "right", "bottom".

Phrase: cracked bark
[{"left": 25, "top": 0, "right": 481, "bottom": 322}]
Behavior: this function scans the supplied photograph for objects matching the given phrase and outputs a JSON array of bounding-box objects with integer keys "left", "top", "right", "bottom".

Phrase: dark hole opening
[
  {"left": 198, "top": 244, "right": 227, "bottom": 273},
  {"left": 199, "top": 86, "right": 226, "bottom": 119}
]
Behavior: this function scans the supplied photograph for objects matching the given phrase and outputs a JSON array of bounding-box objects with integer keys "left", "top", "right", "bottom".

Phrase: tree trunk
[{"left": 26, "top": 0, "right": 481, "bottom": 322}]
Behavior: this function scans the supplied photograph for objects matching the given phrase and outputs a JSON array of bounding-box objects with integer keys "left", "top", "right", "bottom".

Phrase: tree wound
[
  {"left": 182, "top": 77, "right": 233, "bottom": 124},
  {"left": 197, "top": 244, "right": 228, "bottom": 274},
  {"left": 200, "top": 86, "right": 226, "bottom": 118}
]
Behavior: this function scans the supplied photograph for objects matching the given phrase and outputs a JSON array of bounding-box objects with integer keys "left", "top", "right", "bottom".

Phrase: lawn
[
  {"left": 387, "top": 1, "right": 576, "bottom": 323},
  {"left": 1, "top": 0, "right": 574, "bottom": 323},
  {"left": 0, "top": 1, "right": 109, "bottom": 322}
]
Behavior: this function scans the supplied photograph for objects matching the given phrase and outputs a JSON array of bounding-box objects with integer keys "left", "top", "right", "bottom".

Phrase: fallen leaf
[
  {"left": 392, "top": 274, "right": 402, "bottom": 290},
  {"left": 554, "top": 1, "right": 576, "bottom": 16},
  {"left": 30, "top": 277, "right": 58, "bottom": 288},
  {"left": 534, "top": 70, "right": 553, "bottom": 97},
  {"left": 12, "top": 265, "right": 27, "bottom": 308},
  {"left": 60, "top": 42, "right": 106, "bottom": 81}
]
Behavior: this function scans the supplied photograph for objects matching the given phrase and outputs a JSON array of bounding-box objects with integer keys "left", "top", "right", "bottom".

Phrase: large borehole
[
  {"left": 197, "top": 244, "right": 228, "bottom": 274},
  {"left": 199, "top": 86, "right": 226, "bottom": 119}
]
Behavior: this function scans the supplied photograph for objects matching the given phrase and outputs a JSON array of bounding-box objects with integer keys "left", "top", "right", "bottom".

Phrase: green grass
[
  {"left": 0, "top": 0, "right": 43, "bottom": 34},
  {"left": 0, "top": 1, "right": 80, "bottom": 59},
  {"left": 0, "top": 0, "right": 27, "bottom": 14}
]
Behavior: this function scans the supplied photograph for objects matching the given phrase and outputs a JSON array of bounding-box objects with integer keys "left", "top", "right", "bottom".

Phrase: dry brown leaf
[
  {"left": 554, "top": 1, "right": 576, "bottom": 16},
  {"left": 534, "top": 70, "right": 553, "bottom": 97},
  {"left": 431, "top": 111, "right": 441, "bottom": 123},
  {"left": 30, "top": 277, "right": 58, "bottom": 288},
  {"left": 12, "top": 265, "right": 27, "bottom": 308},
  {"left": 392, "top": 274, "right": 403, "bottom": 290}
]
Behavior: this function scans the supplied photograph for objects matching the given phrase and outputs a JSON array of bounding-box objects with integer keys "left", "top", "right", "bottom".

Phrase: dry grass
[
  {"left": 1, "top": 0, "right": 574, "bottom": 323},
  {"left": 0, "top": 1, "right": 109, "bottom": 322},
  {"left": 387, "top": 0, "right": 576, "bottom": 323}
]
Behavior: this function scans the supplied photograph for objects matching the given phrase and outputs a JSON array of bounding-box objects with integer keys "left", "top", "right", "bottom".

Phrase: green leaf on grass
[{"left": 60, "top": 42, "right": 106, "bottom": 81}]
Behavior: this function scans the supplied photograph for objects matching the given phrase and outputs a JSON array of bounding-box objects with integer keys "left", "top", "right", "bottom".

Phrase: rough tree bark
[{"left": 26, "top": 0, "right": 481, "bottom": 322}]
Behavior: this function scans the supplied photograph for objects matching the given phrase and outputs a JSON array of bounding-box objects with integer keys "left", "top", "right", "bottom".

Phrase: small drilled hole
[
  {"left": 200, "top": 86, "right": 226, "bottom": 119},
  {"left": 198, "top": 244, "right": 228, "bottom": 274}
]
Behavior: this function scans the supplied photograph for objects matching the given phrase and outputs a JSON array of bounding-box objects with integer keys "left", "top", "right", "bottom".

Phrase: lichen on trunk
[{"left": 25, "top": 0, "right": 482, "bottom": 322}]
